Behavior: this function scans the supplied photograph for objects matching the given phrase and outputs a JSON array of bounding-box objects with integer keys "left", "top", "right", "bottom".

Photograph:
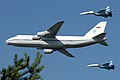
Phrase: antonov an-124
[{"left": 6, "top": 21, "right": 108, "bottom": 57}]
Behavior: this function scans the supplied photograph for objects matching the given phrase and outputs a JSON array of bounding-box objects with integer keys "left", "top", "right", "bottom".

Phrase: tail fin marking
[{"left": 85, "top": 21, "right": 107, "bottom": 38}]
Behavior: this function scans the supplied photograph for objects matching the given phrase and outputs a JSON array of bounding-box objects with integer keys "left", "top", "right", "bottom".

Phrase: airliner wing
[
  {"left": 58, "top": 48, "right": 75, "bottom": 57},
  {"left": 46, "top": 21, "right": 64, "bottom": 37},
  {"left": 37, "top": 21, "right": 64, "bottom": 38}
]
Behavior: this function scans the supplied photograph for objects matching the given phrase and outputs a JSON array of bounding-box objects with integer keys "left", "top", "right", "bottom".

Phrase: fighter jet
[
  {"left": 80, "top": 6, "right": 112, "bottom": 18},
  {"left": 87, "top": 61, "right": 115, "bottom": 70},
  {"left": 6, "top": 21, "right": 108, "bottom": 57}
]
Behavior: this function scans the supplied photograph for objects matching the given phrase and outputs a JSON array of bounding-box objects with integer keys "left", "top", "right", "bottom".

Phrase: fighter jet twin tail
[{"left": 6, "top": 21, "right": 108, "bottom": 58}]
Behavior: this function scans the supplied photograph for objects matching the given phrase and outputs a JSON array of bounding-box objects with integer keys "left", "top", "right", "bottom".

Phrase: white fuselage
[{"left": 6, "top": 35, "right": 102, "bottom": 49}]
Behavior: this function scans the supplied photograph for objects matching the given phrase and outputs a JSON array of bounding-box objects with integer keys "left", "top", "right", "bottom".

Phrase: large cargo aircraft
[{"left": 6, "top": 21, "right": 108, "bottom": 57}]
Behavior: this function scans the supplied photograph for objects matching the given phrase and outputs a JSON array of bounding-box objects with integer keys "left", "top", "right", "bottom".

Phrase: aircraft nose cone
[{"left": 5, "top": 40, "right": 10, "bottom": 45}]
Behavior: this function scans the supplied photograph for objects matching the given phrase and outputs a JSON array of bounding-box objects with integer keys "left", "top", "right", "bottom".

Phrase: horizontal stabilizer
[
  {"left": 80, "top": 11, "right": 94, "bottom": 15},
  {"left": 99, "top": 41, "right": 108, "bottom": 46},
  {"left": 87, "top": 64, "right": 100, "bottom": 67},
  {"left": 93, "top": 33, "right": 106, "bottom": 39},
  {"left": 93, "top": 33, "right": 108, "bottom": 46}
]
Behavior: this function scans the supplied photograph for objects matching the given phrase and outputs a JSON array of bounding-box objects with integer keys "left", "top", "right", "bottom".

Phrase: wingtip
[
  {"left": 70, "top": 55, "right": 75, "bottom": 58},
  {"left": 67, "top": 54, "right": 75, "bottom": 58},
  {"left": 59, "top": 20, "right": 64, "bottom": 23}
]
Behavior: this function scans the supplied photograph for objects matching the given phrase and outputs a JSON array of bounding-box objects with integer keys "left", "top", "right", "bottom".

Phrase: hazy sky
[{"left": 0, "top": 0, "right": 120, "bottom": 80}]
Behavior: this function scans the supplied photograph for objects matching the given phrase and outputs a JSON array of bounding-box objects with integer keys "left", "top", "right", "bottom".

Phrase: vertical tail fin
[
  {"left": 85, "top": 21, "right": 107, "bottom": 38},
  {"left": 109, "top": 61, "right": 115, "bottom": 70},
  {"left": 109, "top": 61, "right": 113, "bottom": 66},
  {"left": 106, "top": 6, "right": 110, "bottom": 12}
]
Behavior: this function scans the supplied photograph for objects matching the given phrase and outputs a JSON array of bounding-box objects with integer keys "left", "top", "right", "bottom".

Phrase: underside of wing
[
  {"left": 97, "top": 9, "right": 106, "bottom": 13},
  {"left": 102, "top": 63, "right": 109, "bottom": 67},
  {"left": 37, "top": 21, "right": 64, "bottom": 38},
  {"left": 57, "top": 48, "right": 75, "bottom": 58},
  {"left": 46, "top": 21, "right": 64, "bottom": 37}
]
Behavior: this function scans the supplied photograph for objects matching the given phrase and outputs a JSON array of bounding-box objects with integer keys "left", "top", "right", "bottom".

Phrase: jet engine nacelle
[
  {"left": 37, "top": 31, "right": 50, "bottom": 37},
  {"left": 44, "top": 49, "right": 53, "bottom": 54}
]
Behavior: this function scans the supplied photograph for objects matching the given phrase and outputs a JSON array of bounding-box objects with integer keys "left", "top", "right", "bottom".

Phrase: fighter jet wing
[
  {"left": 46, "top": 21, "right": 64, "bottom": 37},
  {"left": 98, "top": 6, "right": 110, "bottom": 12},
  {"left": 97, "top": 9, "right": 106, "bottom": 13},
  {"left": 57, "top": 48, "right": 75, "bottom": 57},
  {"left": 102, "top": 63, "right": 109, "bottom": 67}
]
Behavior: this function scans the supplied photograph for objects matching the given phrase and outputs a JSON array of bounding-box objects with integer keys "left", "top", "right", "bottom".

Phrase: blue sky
[{"left": 0, "top": 0, "right": 120, "bottom": 80}]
